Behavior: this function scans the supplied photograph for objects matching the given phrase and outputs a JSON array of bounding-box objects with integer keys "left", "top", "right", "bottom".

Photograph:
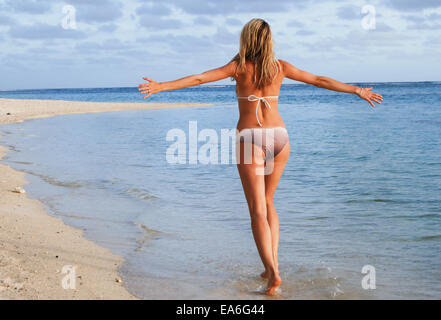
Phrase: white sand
[{"left": 0, "top": 98, "right": 210, "bottom": 125}]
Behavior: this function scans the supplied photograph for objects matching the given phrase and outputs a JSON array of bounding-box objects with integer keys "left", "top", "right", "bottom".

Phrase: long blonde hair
[{"left": 231, "top": 18, "right": 281, "bottom": 89}]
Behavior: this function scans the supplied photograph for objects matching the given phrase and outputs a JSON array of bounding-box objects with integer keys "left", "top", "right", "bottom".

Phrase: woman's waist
[{"left": 236, "top": 115, "right": 285, "bottom": 132}]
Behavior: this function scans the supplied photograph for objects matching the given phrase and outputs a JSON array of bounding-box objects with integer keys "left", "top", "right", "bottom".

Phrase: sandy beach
[
  {"left": 0, "top": 98, "right": 208, "bottom": 299},
  {"left": 0, "top": 98, "right": 210, "bottom": 125}
]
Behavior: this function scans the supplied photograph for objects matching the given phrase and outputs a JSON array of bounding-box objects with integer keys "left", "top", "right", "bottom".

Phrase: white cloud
[{"left": 0, "top": 0, "right": 440, "bottom": 89}]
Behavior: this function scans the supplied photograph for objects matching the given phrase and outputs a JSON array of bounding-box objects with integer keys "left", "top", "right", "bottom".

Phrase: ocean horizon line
[{"left": 1, "top": 80, "right": 441, "bottom": 93}]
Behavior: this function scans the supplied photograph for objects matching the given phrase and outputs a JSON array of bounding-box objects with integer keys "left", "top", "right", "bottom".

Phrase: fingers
[
  {"left": 371, "top": 97, "right": 382, "bottom": 104},
  {"left": 138, "top": 77, "right": 154, "bottom": 92},
  {"left": 359, "top": 87, "right": 382, "bottom": 108},
  {"left": 138, "top": 77, "right": 156, "bottom": 98},
  {"left": 140, "top": 91, "right": 151, "bottom": 99},
  {"left": 138, "top": 85, "right": 151, "bottom": 93},
  {"left": 138, "top": 77, "right": 154, "bottom": 88},
  {"left": 368, "top": 91, "right": 383, "bottom": 104},
  {"left": 371, "top": 91, "right": 383, "bottom": 99},
  {"left": 138, "top": 83, "right": 151, "bottom": 95}
]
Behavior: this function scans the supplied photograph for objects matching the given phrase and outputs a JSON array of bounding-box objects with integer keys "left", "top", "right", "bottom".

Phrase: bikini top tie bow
[{"left": 237, "top": 95, "right": 279, "bottom": 127}]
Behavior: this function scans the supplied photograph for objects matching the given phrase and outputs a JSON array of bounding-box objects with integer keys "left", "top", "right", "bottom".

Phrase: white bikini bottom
[{"left": 236, "top": 127, "right": 289, "bottom": 161}]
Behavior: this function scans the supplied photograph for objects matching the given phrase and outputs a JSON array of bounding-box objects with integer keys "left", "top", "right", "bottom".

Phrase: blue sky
[{"left": 1, "top": 0, "right": 440, "bottom": 90}]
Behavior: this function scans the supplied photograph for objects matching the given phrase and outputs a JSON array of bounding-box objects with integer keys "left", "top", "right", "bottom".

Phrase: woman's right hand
[
  {"left": 138, "top": 77, "right": 162, "bottom": 99},
  {"left": 356, "top": 87, "right": 383, "bottom": 108}
]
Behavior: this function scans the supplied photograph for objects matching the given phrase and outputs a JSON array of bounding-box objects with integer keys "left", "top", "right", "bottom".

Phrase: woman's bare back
[{"left": 235, "top": 60, "right": 286, "bottom": 131}]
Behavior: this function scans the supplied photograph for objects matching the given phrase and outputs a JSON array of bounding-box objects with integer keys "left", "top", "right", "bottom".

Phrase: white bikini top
[{"left": 237, "top": 95, "right": 279, "bottom": 127}]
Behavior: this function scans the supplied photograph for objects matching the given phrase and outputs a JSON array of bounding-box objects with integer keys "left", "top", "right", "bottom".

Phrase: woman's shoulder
[{"left": 277, "top": 59, "right": 287, "bottom": 70}]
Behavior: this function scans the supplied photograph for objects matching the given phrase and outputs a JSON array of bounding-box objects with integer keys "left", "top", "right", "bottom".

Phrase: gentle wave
[
  {"left": 23, "top": 169, "right": 83, "bottom": 189},
  {"left": 414, "top": 235, "right": 441, "bottom": 242},
  {"left": 134, "top": 223, "right": 168, "bottom": 251},
  {"left": 344, "top": 199, "right": 395, "bottom": 204},
  {"left": 125, "top": 187, "right": 157, "bottom": 201}
]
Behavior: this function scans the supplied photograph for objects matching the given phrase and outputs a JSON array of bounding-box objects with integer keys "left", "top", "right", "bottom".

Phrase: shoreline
[
  {"left": 0, "top": 98, "right": 210, "bottom": 125},
  {"left": 0, "top": 98, "right": 209, "bottom": 299}
]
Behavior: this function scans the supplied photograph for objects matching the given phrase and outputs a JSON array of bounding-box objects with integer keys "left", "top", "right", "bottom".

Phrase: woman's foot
[{"left": 265, "top": 272, "right": 282, "bottom": 295}]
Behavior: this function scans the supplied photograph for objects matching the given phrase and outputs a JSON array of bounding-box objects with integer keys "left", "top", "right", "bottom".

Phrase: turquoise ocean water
[{"left": 1, "top": 83, "right": 440, "bottom": 299}]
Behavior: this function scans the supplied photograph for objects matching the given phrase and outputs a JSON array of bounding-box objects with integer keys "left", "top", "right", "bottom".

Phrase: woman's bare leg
[
  {"left": 236, "top": 142, "right": 282, "bottom": 295},
  {"left": 260, "top": 143, "right": 290, "bottom": 280}
]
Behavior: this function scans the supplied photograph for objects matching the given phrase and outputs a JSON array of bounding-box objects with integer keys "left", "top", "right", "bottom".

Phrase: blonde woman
[{"left": 139, "top": 18, "right": 382, "bottom": 295}]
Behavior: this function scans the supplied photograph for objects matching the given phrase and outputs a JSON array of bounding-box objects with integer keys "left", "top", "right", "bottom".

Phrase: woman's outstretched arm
[
  {"left": 279, "top": 59, "right": 383, "bottom": 108},
  {"left": 139, "top": 61, "right": 236, "bottom": 98}
]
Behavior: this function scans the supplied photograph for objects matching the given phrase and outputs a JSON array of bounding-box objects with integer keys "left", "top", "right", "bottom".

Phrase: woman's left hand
[
  {"left": 138, "top": 77, "right": 161, "bottom": 99},
  {"left": 357, "top": 87, "right": 383, "bottom": 108}
]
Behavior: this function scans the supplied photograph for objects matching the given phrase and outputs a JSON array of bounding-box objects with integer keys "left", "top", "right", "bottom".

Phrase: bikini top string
[{"left": 237, "top": 95, "right": 279, "bottom": 127}]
